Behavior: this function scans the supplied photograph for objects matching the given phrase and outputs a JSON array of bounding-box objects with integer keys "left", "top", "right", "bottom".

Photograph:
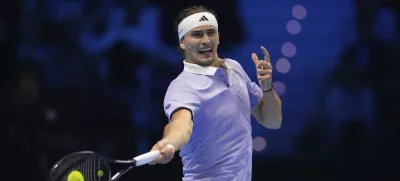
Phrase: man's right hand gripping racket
[{"left": 47, "top": 144, "right": 174, "bottom": 181}]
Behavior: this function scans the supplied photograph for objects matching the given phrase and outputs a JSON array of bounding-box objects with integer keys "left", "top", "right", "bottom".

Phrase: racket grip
[
  {"left": 133, "top": 144, "right": 175, "bottom": 166},
  {"left": 133, "top": 150, "right": 160, "bottom": 166}
]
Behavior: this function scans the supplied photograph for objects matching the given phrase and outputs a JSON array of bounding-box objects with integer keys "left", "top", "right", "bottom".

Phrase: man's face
[{"left": 180, "top": 25, "right": 219, "bottom": 66}]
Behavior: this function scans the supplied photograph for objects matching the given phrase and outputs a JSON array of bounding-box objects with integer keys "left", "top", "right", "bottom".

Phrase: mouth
[{"left": 198, "top": 48, "right": 212, "bottom": 54}]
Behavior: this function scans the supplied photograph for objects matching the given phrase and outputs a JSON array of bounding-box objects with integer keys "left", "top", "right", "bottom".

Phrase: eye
[
  {"left": 191, "top": 32, "right": 203, "bottom": 38},
  {"left": 207, "top": 31, "right": 216, "bottom": 36},
  {"left": 193, "top": 32, "right": 203, "bottom": 37}
]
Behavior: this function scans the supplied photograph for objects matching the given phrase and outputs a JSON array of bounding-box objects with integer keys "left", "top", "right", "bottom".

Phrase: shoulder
[
  {"left": 163, "top": 73, "right": 202, "bottom": 108},
  {"left": 167, "top": 73, "right": 191, "bottom": 90},
  {"left": 224, "top": 58, "right": 248, "bottom": 75},
  {"left": 165, "top": 72, "right": 198, "bottom": 97},
  {"left": 224, "top": 58, "right": 242, "bottom": 68}
]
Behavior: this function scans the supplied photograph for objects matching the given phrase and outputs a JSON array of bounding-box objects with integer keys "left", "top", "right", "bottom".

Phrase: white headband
[{"left": 178, "top": 12, "right": 218, "bottom": 40}]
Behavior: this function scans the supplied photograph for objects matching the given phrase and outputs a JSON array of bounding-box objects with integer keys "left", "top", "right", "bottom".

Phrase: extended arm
[
  {"left": 149, "top": 109, "right": 193, "bottom": 164},
  {"left": 161, "top": 109, "right": 193, "bottom": 151}
]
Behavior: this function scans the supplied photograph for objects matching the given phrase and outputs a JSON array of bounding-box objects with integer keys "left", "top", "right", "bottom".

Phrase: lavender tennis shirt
[{"left": 163, "top": 58, "right": 263, "bottom": 181}]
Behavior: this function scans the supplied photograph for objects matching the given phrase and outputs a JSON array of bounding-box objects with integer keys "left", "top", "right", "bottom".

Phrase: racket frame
[
  {"left": 48, "top": 150, "right": 160, "bottom": 181},
  {"left": 48, "top": 151, "right": 112, "bottom": 181}
]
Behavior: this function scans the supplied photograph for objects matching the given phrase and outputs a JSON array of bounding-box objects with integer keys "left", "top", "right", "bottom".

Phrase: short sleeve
[
  {"left": 163, "top": 81, "right": 201, "bottom": 122},
  {"left": 247, "top": 80, "right": 263, "bottom": 108}
]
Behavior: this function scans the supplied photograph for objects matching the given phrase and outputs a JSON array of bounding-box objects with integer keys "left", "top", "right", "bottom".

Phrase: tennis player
[{"left": 149, "top": 6, "right": 282, "bottom": 181}]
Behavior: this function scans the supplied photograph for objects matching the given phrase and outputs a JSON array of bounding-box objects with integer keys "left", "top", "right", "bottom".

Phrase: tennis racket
[{"left": 47, "top": 145, "right": 173, "bottom": 181}]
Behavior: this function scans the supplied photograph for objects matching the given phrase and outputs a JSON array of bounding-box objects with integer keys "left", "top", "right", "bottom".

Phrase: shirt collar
[{"left": 183, "top": 59, "right": 231, "bottom": 76}]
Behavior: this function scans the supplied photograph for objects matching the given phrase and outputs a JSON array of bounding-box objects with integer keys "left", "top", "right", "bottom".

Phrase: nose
[{"left": 201, "top": 34, "right": 211, "bottom": 44}]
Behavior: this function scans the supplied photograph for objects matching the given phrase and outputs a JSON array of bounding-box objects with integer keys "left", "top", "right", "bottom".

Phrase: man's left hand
[{"left": 251, "top": 46, "right": 273, "bottom": 91}]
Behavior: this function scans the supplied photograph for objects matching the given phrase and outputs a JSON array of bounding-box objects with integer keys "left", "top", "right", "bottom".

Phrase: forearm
[
  {"left": 253, "top": 90, "right": 282, "bottom": 129},
  {"left": 162, "top": 119, "right": 193, "bottom": 151}
]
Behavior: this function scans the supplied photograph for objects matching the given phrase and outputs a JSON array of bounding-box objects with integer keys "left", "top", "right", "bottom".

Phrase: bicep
[
  {"left": 164, "top": 108, "right": 194, "bottom": 139},
  {"left": 170, "top": 108, "right": 193, "bottom": 123},
  {"left": 170, "top": 109, "right": 194, "bottom": 132}
]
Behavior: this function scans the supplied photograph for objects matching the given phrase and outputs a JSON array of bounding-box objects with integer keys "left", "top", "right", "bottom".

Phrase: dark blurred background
[{"left": 2, "top": 0, "right": 400, "bottom": 180}]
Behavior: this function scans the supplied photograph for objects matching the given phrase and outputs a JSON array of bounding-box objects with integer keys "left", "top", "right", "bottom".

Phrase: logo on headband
[{"left": 199, "top": 15, "right": 208, "bottom": 22}]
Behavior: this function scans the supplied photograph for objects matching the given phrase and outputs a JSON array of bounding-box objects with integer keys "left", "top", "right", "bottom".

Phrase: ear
[
  {"left": 179, "top": 39, "right": 186, "bottom": 50},
  {"left": 217, "top": 32, "right": 220, "bottom": 45}
]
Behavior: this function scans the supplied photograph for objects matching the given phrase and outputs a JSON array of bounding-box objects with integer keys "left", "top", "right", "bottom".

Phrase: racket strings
[
  {"left": 52, "top": 154, "right": 87, "bottom": 181},
  {"left": 49, "top": 153, "right": 109, "bottom": 181}
]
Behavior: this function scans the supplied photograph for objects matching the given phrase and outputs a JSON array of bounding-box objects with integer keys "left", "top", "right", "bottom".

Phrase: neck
[
  {"left": 211, "top": 58, "right": 223, "bottom": 67},
  {"left": 185, "top": 57, "right": 224, "bottom": 68},
  {"left": 185, "top": 57, "right": 228, "bottom": 75}
]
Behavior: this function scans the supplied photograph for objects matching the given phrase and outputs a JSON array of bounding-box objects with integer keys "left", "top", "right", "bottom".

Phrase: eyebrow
[
  {"left": 191, "top": 30, "right": 203, "bottom": 34},
  {"left": 191, "top": 29, "right": 216, "bottom": 33}
]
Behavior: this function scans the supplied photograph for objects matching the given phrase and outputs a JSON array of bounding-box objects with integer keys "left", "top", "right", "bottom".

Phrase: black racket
[{"left": 47, "top": 145, "right": 172, "bottom": 181}]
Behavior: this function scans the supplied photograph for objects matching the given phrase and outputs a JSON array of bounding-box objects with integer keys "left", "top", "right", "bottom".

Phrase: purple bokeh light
[
  {"left": 273, "top": 81, "right": 286, "bottom": 96},
  {"left": 287, "top": 20, "right": 301, "bottom": 35},
  {"left": 292, "top": 5, "right": 307, "bottom": 20},
  {"left": 276, "top": 58, "right": 291, "bottom": 74},
  {"left": 281, "top": 42, "right": 296, "bottom": 57},
  {"left": 253, "top": 136, "right": 267, "bottom": 152}
]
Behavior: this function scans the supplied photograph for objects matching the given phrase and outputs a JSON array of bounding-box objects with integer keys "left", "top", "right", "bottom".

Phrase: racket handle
[
  {"left": 133, "top": 144, "right": 175, "bottom": 166},
  {"left": 133, "top": 150, "right": 159, "bottom": 166}
]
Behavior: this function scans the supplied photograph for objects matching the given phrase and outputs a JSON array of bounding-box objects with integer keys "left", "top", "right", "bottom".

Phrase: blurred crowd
[
  {"left": 2, "top": 0, "right": 400, "bottom": 180},
  {"left": 294, "top": 0, "right": 400, "bottom": 179},
  {"left": 2, "top": 0, "right": 245, "bottom": 180}
]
